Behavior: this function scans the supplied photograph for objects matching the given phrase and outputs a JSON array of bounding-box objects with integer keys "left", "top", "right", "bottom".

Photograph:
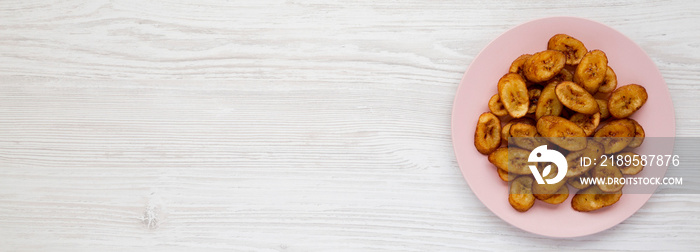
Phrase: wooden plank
[{"left": 1, "top": 1, "right": 699, "bottom": 250}]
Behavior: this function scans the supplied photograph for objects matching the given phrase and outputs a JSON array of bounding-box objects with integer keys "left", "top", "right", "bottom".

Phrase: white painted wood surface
[{"left": 1, "top": 1, "right": 700, "bottom": 251}]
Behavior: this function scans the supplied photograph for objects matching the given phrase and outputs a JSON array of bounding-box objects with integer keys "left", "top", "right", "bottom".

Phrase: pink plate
[{"left": 451, "top": 17, "right": 675, "bottom": 237}]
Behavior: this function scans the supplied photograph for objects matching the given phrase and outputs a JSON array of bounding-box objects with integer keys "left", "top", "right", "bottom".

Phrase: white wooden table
[{"left": 1, "top": 1, "right": 699, "bottom": 251}]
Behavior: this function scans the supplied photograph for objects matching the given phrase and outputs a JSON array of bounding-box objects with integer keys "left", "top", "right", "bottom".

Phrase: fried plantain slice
[
  {"left": 501, "top": 118, "right": 536, "bottom": 146},
  {"left": 608, "top": 84, "right": 648, "bottom": 118},
  {"left": 594, "top": 119, "right": 636, "bottom": 154},
  {"left": 498, "top": 73, "right": 530, "bottom": 118},
  {"left": 488, "top": 147, "right": 532, "bottom": 175},
  {"left": 564, "top": 64, "right": 577, "bottom": 74},
  {"left": 569, "top": 112, "right": 601, "bottom": 136},
  {"left": 501, "top": 123, "right": 512, "bottom": 146},
  {"left": 568, "top": 174, "right": 591, "bottom": 190},
  {"left": 574, "top": 50, "right": 608, "bottom": 94},
  {"left": 509, "top": 54, "right": 532, "bottom": 77},
  {"left": 537, "top": 115, "right": 588, "bottom": 151},
  {"left": 591, "top": 157, "right": 625, "bottom": 193},
  {"left": 474, "top": 112, "right": 502, "bottom": 154},
  {"left": 541, "top": 185, "right": 569, "bottom": 205},
  {"left": 597, "top": 66, "right": 617, "bottom": 93},
  {"left": 555, "top": 81, "right": 599, "bottom": 114},
  {"left": 497, "top": 167, "right": 516, "bottom": 182},
  {"left": 572, "top": 185, "right": 622, "bottom": 212},
  {"left": 596, "top": 98, "right": 611, "bottom": 119},
  {"left": 627, "top": 119, "right": 645, "bottom": 148},
  {"left": 509, "top": 123, "right": 547, "bottom": 150},
  {"left": 616, "top": 151, "right": 645, "bottom": 175},
  {"left": 547, "top": 34, "right": 588, "bottom": 65},
  {"left": 551, "top": 67, "right": 574, "bottom": 82},
  {"left": 510, "top": 123, "right": 538, "bottom": 138},
  {"left": 532, "top": 165, "right": 568, "bottom": 200},
  {"left": 535, "top": 81, "right": 564, "bottom": 120},
  {"left": 509, "top": 176, "right": 536, "bottom": 212},
  {"left": 488, "top": 94, "right": 509, "bottom": 117},
  {"left": 523, "top": 50, "right": 567, "bottom": 83},
  {"left": 565, "top": 140, "right": 604, "bottom": 178},
  {"left": 534, "top": 190, "right": 553, "bottom": 200},
  {"left": 527, "top": 87, "right": 542, "bottom": 114}
]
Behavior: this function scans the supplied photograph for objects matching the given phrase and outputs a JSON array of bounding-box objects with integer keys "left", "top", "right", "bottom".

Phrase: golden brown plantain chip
[
  {"left": 541, "top": 185, "right": 569, "bottom": 205},
  {"left": 569, "top": 112, "right": 601, "bottom": 136},
  {"left": 497, "top": 168, "right": 516, "bottom": 182},
  {"left": 523, "top": 50, "right": 567, "bottom": 83},
  {"left": 591, "top": 158, "right": 625, "bottom": 193},
  {"left": 536, "top": 115, "right": 587, "bottom": 151},
  {"left": 616, "top": 152, "right": 645, "bottom": 175},
  {"left": 509, "top": 54, "right": 532, "bottom": 77},
  {"left": 527, "top": 87, "right": 542, "bottom": 114},
  {"left": 608, "top": 84, "right": 648, "bottom": 118},
  {"left": 509, "top": 123, "right": 545, "bottom": 150},
  {"left": 571, "top": 185, "right": 622, "bottom": 212},
  {"left": 594, "top": 119, "right": 636, "bottom": 154},
  {"left": 474, "top": 112, "right": 501, "bottom": 154},
  {"left": 597, "top": 66, "right": 617, "bottom": 93},
  {"left": 627, "top": 119, "right": 645, "bottom": 148},
  {"left": 574, "top": 50, "right": 608, "bottom": 94},
  {"left": 615, "top": 151, "right": 644, "bottom": 175},
  {"left": 501, "top": 117, "right": 536, "bottom": 146},
  {"left": 565, "top": 140, "right": 604, "bottom": 178},
  {"left": 547, "top": 34, "right": 588, "bottom": 65},
  {"left": 532, "top": 165, "right": 568, "bottom": 200},
  {"left": 509, "top": 176, "right": 536, "bottom": 212},
  {"left": 551, "top": 67, "right": 574, "bottom": 82},
  {"left": 498, "top": 73, "right": 530, "bottom": 118},
  {"left": 488, "top": 94, "right": 509, "bottom": 117},
  {"left": 535, "top": 81, "right": 564, "bottom": 120},
  {"left": 501, "top": 118, "right": 536, "bottom": 146},
  {"left": 568, "top": 175, "right": 590, "bottom": 190},
  {"left": 596, "top": 98, "right": 611, "bottom": 119},
  {"left": 488, "top": 147, "right": 532, "bottom": 175},
  {"left": 555, "top": 81, "right": 599, "bottom": 114}
]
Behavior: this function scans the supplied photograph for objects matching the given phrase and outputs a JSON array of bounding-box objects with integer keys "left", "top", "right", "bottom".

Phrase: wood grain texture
[{"left": 1, "top": 0, "right": 700, "bottom": 251}]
